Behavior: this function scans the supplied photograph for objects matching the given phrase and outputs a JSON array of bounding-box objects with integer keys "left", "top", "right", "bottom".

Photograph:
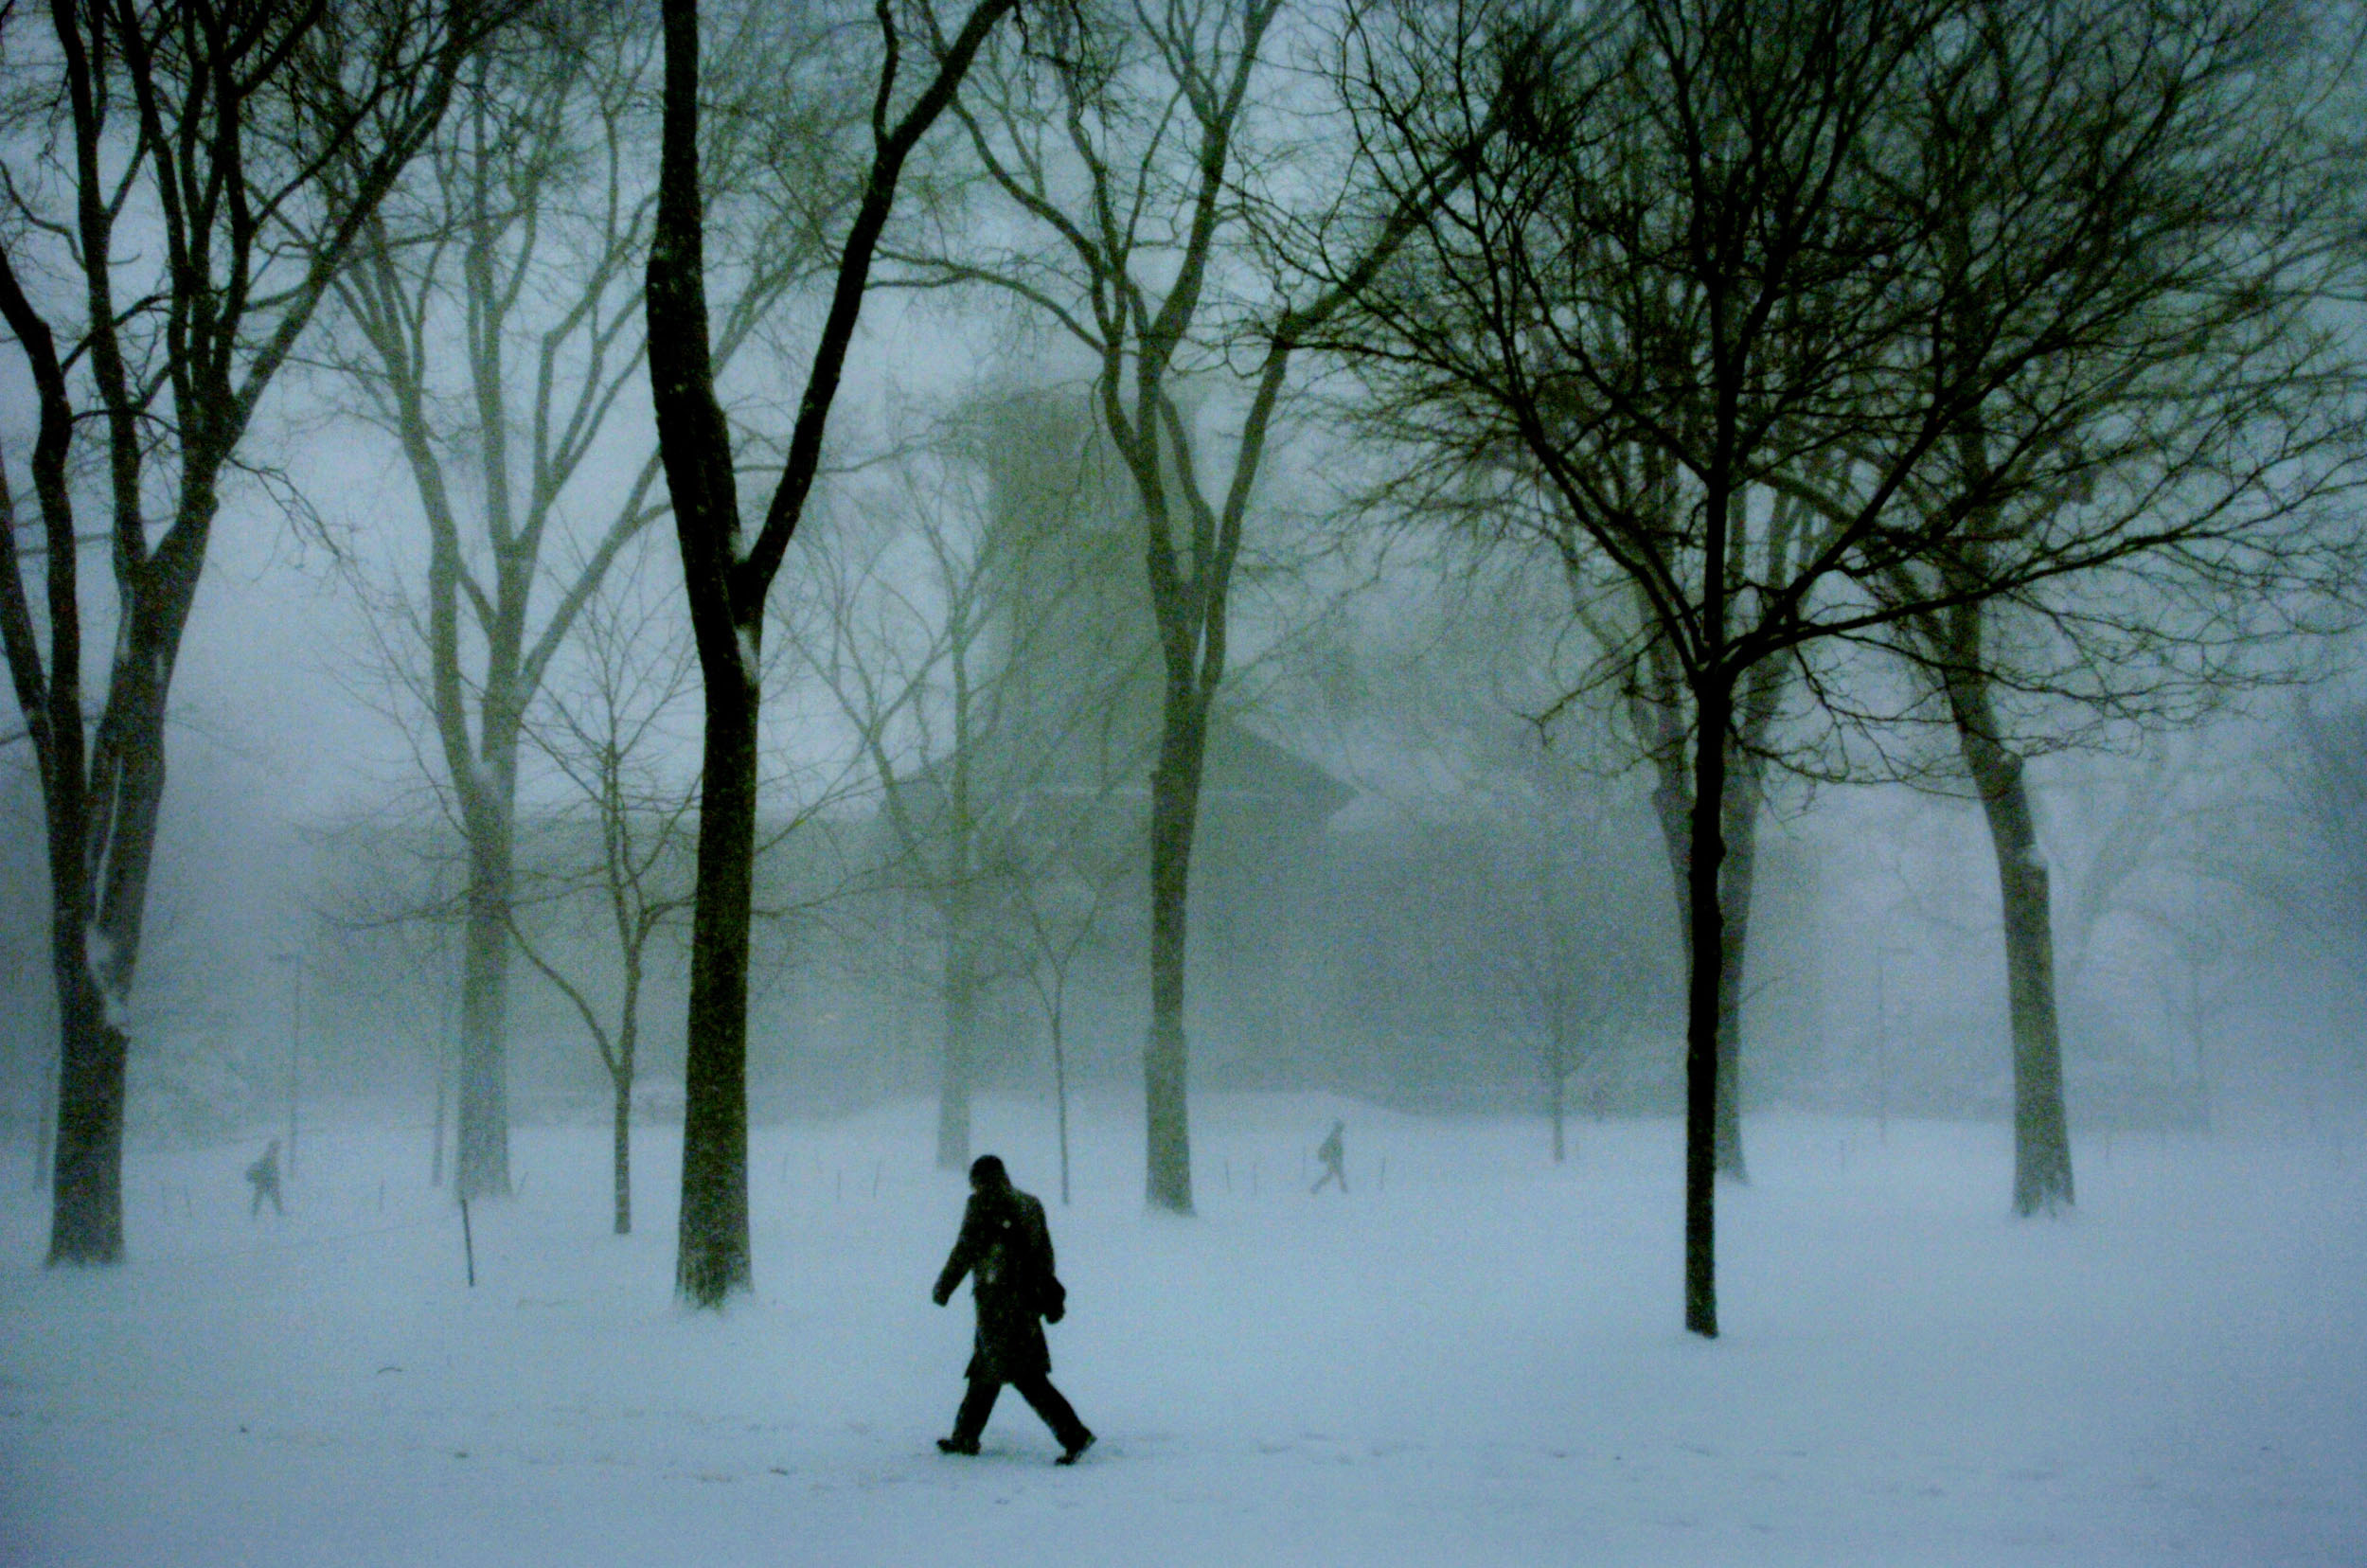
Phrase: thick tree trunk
[
  {"left": 1683, "top": 674, "right": 1733, "bottom": 1339},
  {"left": 1648, "top": 716, "right": 1750, "bottom": 1183},
  {"left": 1946, "top": 652, "right": 2074, "bottom": 1216},
  {"left": 454, "top": 831, "right": 513, "bottom": 1200},
  {"left": 1144, "top": 689, "right": 1208, "bottom": 1215},
  {"left": 48, "top": 483, "right": 208, "bottom": 1261},
  {"left": 46, "top": 943, "right": 123, "bottom": 1264},
  {"left": 650, "top": 0, "right": 753, "bottom": 1308},
  {"left": 647, "top": 0, "right": 1014, "bottom": 1301},
  {"left": 675, "top": 668, "right": 757, "bottom": 1301}
]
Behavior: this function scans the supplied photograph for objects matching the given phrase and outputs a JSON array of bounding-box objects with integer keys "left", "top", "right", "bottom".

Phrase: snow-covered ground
[{"left": 1, "top": 1094, "right": 2360, "bottom": 1567}]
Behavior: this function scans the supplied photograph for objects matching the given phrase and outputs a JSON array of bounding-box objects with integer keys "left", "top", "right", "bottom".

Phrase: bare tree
[
  {"left": 645, "top": 0, "right": 1021, "bottom": 1305},
  {"left": 1842, "top": 0, "right": 2362, "bottom": 1215},
  {"left": 505, "top": 563, "right": 700, "bottom": 1236},
  {"left": 322, "top": 3, "right": 848, "bottom": 1202},
  {"left": 1320, "top": 0, "right": 2357, "bottom": 1332},
  {"left": 810, "top": 388, "right": 1140, "bottom": 1172},
  {"left": 895, "top": 0, "right": 1492, "bottom": 1211},
  {"left": 0, "top": 0, "right": 510, "bottom": 1264},
  {"left": 1551, "top": 507, "right": 1815, "bottom": 1182},
  {"left": 1468, "top": 738, "right": 1664, "bottom": 1165},
  {"left": 1008, "top": 813, "right": 1129, "bottom": 1204}
]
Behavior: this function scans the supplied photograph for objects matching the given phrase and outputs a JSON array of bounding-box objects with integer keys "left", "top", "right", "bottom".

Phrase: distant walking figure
[
  {"left": 932, "top": 1154, "right": 1094, "bottom": 1465},
  {"left": 245, "top": 1140, "right": 283, "bottom": 1217},
  {"left": 1310, "top": 1119, "right": 1346, "bottom": 1194}
]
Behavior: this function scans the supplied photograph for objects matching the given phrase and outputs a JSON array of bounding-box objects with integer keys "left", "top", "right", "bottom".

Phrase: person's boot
[
  {"left": 936, "top": 1436, "right": 979, "bottom": 1455},
  {"left": 1056, "top": 1429, "right": 1095, "bottom": 1466}
]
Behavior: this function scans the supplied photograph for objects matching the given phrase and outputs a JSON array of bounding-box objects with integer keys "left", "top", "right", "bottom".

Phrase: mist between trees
[{"left": 4, "top": 0, "right": 2366, "bottom": 1336}]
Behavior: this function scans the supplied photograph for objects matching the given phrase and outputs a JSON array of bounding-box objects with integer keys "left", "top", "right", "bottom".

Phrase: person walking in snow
[
  {"left": 932, "top": 1154, "right": 1095, "bottom": 1465},
  {"left": 1310, "top": 1118, "right": 1346, "bottom": 1194},
  {"left": 245, "top": 1139, "right": 283, "bottom": 1217}
]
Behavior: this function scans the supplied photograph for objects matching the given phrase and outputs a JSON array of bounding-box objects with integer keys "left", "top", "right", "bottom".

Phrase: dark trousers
[{"left": 952, "top": 1372, "right": 1091, "bottom": 1450}]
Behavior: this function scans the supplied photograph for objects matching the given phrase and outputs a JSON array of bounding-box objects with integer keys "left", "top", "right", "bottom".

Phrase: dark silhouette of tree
[
  {"left": 0, "top": 0, "right": 512, "bottom": 1265},
  {"left": 1318, "top": 0, "right": 2358, "bottom": 1332},
  {"left": 1836, "top": 0, "right": 2362, "bottom": 1216},
  {"left": 645, "top": 0, "right": 1022, "bottom": 1305}
]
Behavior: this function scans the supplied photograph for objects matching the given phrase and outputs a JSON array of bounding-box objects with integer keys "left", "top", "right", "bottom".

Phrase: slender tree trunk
[
  {"left": 1683, "top": 672, "right": 1734, "bottom": 1339},
  {"left": 1945, "top": 644, "right": 2073, "bottom": 1216},
  {"left": 1145, "top": 687, "right": 1208, "bottom": 1215},
  {"left": 611, "top": 1066, "right": 632, "bottom": 1236},
  {"left": 1051, "top": 991, "right": 1071, "bottom": 1206},
  {"left": 937, "top": 948, "right": 977, "bottom": 1171}
]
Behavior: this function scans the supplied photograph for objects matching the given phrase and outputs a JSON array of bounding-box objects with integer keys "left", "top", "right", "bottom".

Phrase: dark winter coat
[{"left": 933, "top": 1185, "right": 1065, "bottom": 1381}]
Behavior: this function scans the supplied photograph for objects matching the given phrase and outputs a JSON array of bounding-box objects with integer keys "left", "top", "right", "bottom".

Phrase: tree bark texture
[
  {"left": 46, "top": 946, "right": 123, "bottom": 1263},
  {"left": 1714, "top": 778, "right": 1758, "bottom": 1183},
  {"left": 612, "top": 1070, "right": 633, "bottom": 1236},
  {"left": 1683, "top": 674, "right": 1733, "bottom": 1339},
  {"left": 650, "top": 0, "right": 755, "bottom": 1306},
  {"left": 611, "top": 952, "right": 642, "bottom": 1236},
  {"left": 454, "top": 839, "right": 515, "bottom": 1200},
  {"left": 1943, "top": 622, "right": 2074, "bottom": 1216},
  {"left": 45, "top": 475, "right": 213, "bottom": 1260},
  {"left": 1144, "top": 693, "right": 1209, "bottom": 1215},
  {"left": 674, "top": 674, "right": 758, "bottom": 1299},
  {"left": 1713, "top": 655, "right": 1786, "bottom": 1184}
]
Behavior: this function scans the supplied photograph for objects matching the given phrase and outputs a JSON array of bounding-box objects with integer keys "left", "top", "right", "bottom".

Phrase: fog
[{"left": 5, "top": 0, "right": 2367, "bottom": 1560}]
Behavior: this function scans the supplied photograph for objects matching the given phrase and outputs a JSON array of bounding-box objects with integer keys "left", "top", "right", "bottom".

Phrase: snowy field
[{"left": 0, "top": 1093, "right": 2361, "bottom": 1567}]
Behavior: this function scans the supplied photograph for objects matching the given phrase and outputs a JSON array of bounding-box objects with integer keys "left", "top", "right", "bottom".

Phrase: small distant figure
[
  {"left": 931, "top": 1154, "right": 1094, "bottom": 1465},
  {"left": 1311, "top": 1119, "right": 1346, "bottom": 1194},
  {"left": 244, "top": 1139, "right": 283, "bottom": 1217}
]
